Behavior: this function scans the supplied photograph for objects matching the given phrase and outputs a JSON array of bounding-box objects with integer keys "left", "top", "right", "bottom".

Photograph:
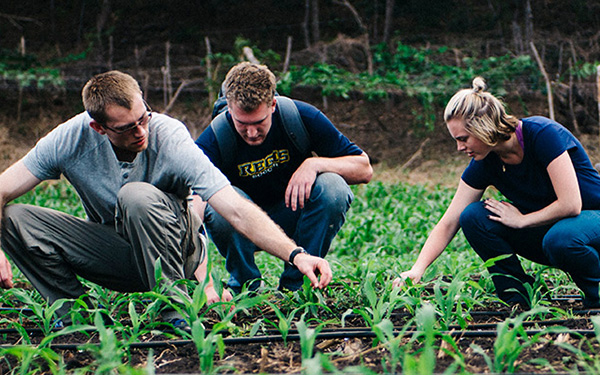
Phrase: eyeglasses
[{"left": 102, "top": 103, "right": 152, "bottom": 134}]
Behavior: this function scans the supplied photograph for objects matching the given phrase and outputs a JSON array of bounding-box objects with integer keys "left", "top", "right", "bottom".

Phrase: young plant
[
  {"left": 344, "top": 272, "right": 401, "bottom": 328},
  {"left": 190, "top": 318, "right": 227, "bottom": 375},
  {"left": 403, "top": 303, "right": 438, "bottom": 375},
  {"left": 295, "top": 314, "right": 324, "bottom": 362},
  {"left": 470, "top": 307, "right": 557, "bottom": 373},
  {"left": 80, "top": 312, "right": 128, "bottom": 373},
  {"left": 8, "top": 289, "right": 67, "bottom": 336},
  {"left": 264, "top": 301, "right": 300, "bottom": 345},
  {"left": 372, "top": 318, "right": 411, "bottom": 373}
]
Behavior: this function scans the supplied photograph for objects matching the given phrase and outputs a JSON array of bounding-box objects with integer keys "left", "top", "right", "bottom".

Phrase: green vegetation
[
  {"left": 0, "top": 179, "right": 592, "bottom": 374},
  {"left": 278, "top": 42, "right": 540, "bottom": 130}
]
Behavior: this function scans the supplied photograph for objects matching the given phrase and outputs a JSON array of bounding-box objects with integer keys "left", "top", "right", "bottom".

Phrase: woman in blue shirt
[{"left": 394, "top": 77, "right": 600, "bottom": 308}]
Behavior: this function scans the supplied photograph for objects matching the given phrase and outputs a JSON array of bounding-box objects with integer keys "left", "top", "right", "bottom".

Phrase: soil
[{"left": 1, "top": 292, "right": 598, "bottom": 374}]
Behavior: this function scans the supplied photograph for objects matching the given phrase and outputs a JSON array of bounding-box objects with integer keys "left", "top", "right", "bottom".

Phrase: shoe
[{"left": 166, "top": 318, "right": 191, "bottom": 333}]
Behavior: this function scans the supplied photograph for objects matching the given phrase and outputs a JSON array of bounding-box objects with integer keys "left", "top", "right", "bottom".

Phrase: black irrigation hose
[{"left": 1, "top": 328, "right": 596, "bottom": 351}]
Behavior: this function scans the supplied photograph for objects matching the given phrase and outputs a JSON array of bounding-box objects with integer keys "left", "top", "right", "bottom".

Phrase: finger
[
  {"left": 318, "top": 263, "right": 332, "bottom": 287},
  {"left": 487, "top": 214, "right": 501, "bottom": 222},
  {"left": 285, "top": 184, "right": 293, "bottom": 208},
  {"left": 290, "top": 185, "right": 299, "bottom": 211},
  {"left": 300, "top": 183, "right": 312, "bottom": 210},
  {"left": 392, "top": 277, "right": 404, "bottom": 288},
  {"left": 297, "top": 185, "right": 306, "bottom": 210}
]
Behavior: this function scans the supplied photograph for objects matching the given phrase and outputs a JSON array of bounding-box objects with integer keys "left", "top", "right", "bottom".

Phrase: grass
[{"left": 0, "top": 178, "right": 588, "bottom": 374}]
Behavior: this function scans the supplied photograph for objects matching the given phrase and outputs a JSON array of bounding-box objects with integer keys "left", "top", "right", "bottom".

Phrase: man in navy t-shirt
[{"left": 196, "top": 62, "right": 373, "bottom": 292}]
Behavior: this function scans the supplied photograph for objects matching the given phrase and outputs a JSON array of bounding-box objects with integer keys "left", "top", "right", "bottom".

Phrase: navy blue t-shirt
[
  {"left": 461, "top": 116, "right": 600, "bottom": 214},
  {"left": 196, "top": 99, "right": 363, "bottom": 208}
]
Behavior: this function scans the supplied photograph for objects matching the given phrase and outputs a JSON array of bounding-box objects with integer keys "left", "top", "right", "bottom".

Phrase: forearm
[
  {"left": 519, "top": 200, "right": 580, "bottom": 228},
  {"left": 306, "top": 153, "right": 372, "bottom": 185},
  {"left": 410, "top": 221, "right": 459, "bottom": 276},
  {"left": 209, "top": 187, "right": 297, "bottom": 261},
  {"left": 231, "top": 201, "right": 297, "bottom": 260}
]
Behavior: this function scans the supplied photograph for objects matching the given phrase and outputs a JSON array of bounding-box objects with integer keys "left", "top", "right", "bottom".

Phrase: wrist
[{"left": 288, "top": 247, "right": 308, "bottom": 267}]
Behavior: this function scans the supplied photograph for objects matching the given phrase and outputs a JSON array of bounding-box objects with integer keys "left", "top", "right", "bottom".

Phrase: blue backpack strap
[
  {"left": 275, "top": 96, "right": 311, "bottom": 157},
  {"left": 209, "top": 111, "right": 236, "bottom": 170},
  {"left": 211, "top": 82, "right": 229, "bottom": 119}
]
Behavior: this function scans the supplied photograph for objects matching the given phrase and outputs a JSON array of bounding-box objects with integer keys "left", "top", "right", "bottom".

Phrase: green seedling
[
  {"left": 264, "top": 301, "right": 300, "bottom": 345},
  {"left": 344, "top": 272, "right": 401, "bottom": 328},
  {"left": 295, "top": 314, "right": 325, "bottom": 362},
  {"left": 8, "top": 289, "right": 68, "bottom": 336},
  {"left": 190, "top": 319, "right": 227, "bottom": 375}
]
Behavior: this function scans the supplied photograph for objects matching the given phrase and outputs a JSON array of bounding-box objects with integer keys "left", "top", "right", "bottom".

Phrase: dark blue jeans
[
  {"left": 204, "top": 172, "right": 353, "bottom": 293},
  {"left": 460, "top": 201, "right": 600, "bottom": 307}
]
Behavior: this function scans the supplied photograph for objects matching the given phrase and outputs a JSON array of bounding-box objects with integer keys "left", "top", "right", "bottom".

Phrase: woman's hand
[
  {"left": 483, "top": 198, "right": 526, "bottom": 229},
  {"left": 392, "top": 269, "right": 423, "bottom": 288}
]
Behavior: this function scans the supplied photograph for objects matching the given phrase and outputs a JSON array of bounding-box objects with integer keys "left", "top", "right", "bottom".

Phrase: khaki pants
[{"left": 1, "top": 182, "right": 203, "bottom": 317}]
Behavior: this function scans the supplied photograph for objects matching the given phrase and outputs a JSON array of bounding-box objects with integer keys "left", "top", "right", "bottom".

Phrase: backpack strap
[
  {"left": 275, "top": 96, "right": 311, "bottom": 157},
  {"left": 209, "top": 111, "right": 237, "bottom": 170}
]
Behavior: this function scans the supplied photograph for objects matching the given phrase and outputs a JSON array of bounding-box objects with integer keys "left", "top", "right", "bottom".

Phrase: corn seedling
[
  {"left": 372, "top": 318, "right": 412, "bottom": 373},
  {"left": 80, "top": 312, "right": 128, "bottom": 374},
  {"left": 8, "top": 289, "right": 68, "bottom": 336},
  {"left": 470, "top": 307, "right": 558, "bottom": 373},
  {"left": 188, "top": 318, "right": 226, "bottom": 374},
  {"left": 345, "top": 272, "right": 401, "bottom": 328},
  {"left": 264, "top": 301, "right": 300, "bottom": 344},
  {"left": 402, "top": 303, "right": 438, "bottom": 375},
  {"left": 0, "top": 345, "right": 62, "bottom": 374},
  {"left": 296, "top": 314, "right": 325, "bottom": 362}
]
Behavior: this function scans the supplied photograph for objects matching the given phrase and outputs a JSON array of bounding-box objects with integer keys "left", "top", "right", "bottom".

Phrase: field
[{"left": 1, "top": 178, "right": 600, "bottom": 374}]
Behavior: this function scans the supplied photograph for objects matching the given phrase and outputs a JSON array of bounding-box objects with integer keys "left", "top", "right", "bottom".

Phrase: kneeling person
[{"left": 196, "top": 62, "right": 373, "bottom": 292}]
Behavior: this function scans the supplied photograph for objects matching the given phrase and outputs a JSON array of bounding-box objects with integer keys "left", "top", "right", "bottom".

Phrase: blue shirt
[
  {"left": 196, "top": 100, "right": 363, "bottom": 208},
  {"left": 461, "top": 116, "right": 600, "bottom": 214}
]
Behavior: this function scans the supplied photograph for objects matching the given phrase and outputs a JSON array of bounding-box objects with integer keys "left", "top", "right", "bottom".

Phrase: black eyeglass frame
[{"left": 101, "top": 102, "right": 153, "bottom": 134}]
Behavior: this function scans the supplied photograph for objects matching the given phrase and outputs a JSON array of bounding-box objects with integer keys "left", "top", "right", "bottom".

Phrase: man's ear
[
  {"left": 271, "top": 98, "right": 277, "bottom": 112},
  {"left": 89, "top": 120, "right": 107, "bottom": 135}
]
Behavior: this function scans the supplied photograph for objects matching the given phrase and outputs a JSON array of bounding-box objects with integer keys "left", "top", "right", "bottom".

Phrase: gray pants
[{"left": 1, "top": 182, "right": 203, "bottom": 317}]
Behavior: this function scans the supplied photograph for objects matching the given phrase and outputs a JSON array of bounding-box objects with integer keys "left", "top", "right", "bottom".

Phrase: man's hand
[
  {"left": 285, "top": 159, "right": 318, "bottom": 211},
  {"left": 293, "top": 253, "right": 332, "bottom": 289},
  {"left": 205, "top": 285, "right": 233, "bottom": 305},
  {"left": 392, "top": 269, "right": 422, "bottom": 289},
  {"left": 0, "top": 251, "right": 14, "bottom": 289}
]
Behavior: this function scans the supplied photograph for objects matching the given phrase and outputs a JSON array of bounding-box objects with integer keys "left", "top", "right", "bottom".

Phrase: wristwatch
[{"left": 288, "top": 247, "right": 308, "bottom": 267}]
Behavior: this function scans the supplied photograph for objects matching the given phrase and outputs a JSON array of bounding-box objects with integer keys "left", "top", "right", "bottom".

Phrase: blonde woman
[{"left": 394, "top": 77, "right": 600, "bottom": 308}]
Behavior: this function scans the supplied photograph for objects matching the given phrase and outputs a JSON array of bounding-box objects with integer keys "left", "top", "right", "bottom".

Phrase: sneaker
[{"left": 166, "top": 318, "right": 191, "bottom": 333}]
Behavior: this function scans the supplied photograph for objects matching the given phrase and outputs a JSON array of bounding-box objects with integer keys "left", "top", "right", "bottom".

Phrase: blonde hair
[
  {"left": 224, "top": 62, "right": 276, "bottom": 112},
  {"left": 444, "top": 77, "right": 518, "bottom": 146},
  {"left": 82, "top": 70, "right": 142, "bottom": 124}
]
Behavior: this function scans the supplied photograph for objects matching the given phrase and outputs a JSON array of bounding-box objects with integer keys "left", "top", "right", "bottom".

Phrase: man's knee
[
  {"left": 311, "top": 173, "right": 353, "bottom": 211},
  {"left": 117, "top": 182, "right": 165, "bottom": 215}
]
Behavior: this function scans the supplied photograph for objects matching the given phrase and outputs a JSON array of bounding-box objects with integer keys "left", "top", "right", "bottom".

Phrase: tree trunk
[
  {"left": 524, "top": 0, "right": 534, "bottom": 46},
  {"left": 334, "top": 0, "right": 373, "bottom": 75},
  {"left": 303, "top": 0, "right": 310, "bottom": 48},
  {"left": 382, "top": 0, "right": 394, "bottom": 46},
  {"left": 96, "top": 0, "right": 111, "bottom": 64},
  {"left": 311, "top": 0, "right": 320, "bottom": 44}
]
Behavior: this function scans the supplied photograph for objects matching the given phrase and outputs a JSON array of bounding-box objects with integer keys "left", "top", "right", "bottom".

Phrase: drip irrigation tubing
[
  {"left": 0, "top": 316, "right": 587, "bottom": 337},
  {"left": 1, "top": 328, "right": 597, "bottom": 351}
]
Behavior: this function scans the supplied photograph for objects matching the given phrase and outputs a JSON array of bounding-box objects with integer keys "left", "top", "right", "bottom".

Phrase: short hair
[
  {"left": 444, "top": 77, "right": 519, "bottom": 146},
  {"left": 224, "top": 62, "right": 276, "bottom": 112},
  {"left": 82, "top": 70, "right": 142, "bottom": 124}
]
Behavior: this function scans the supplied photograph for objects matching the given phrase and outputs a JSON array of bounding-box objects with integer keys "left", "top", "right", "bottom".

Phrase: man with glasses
[
  {"left": 0, "top": 70, "right": 332, "bottom": 327},
  {"left": 196, "top": 62, "right": 372, "bottom": 294}
]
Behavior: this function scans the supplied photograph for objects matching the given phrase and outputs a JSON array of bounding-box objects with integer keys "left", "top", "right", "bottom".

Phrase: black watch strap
[{"left": 288, "top": 247, "right": 308, "bottom": 267}]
